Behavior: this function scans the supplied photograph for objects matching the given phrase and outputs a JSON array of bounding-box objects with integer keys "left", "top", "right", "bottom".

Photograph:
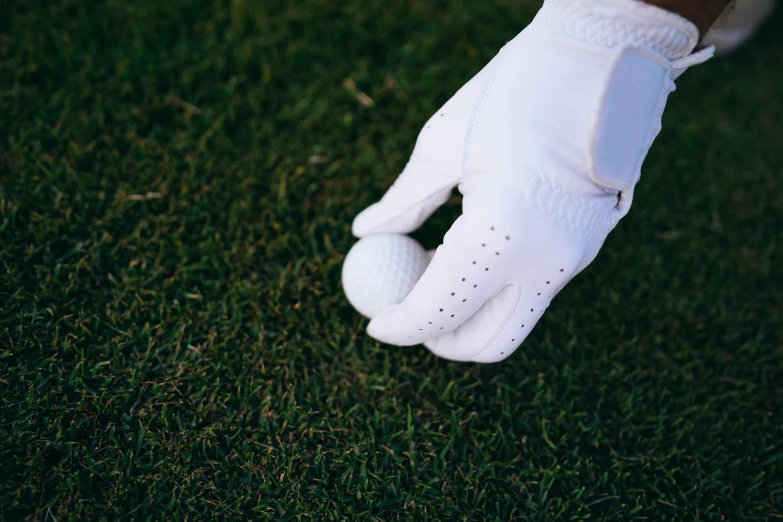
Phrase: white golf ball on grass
[{"left": 342, "top": 234, "right": 432, "bottom": 318}]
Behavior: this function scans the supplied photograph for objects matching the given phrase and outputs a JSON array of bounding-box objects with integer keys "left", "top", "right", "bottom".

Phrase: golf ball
[{"left": 342, "top": 234, "right": 430, "bottom": 318}]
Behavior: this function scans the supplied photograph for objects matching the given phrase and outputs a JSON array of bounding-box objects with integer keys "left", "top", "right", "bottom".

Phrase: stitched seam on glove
[{"left": 463, "top": 53, "right": 506, "bottom": 181}]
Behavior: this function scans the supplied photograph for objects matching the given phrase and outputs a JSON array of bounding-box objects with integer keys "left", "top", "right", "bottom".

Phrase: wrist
[{"left": 640, "top": 0, "right": 732, "bottom": 37}]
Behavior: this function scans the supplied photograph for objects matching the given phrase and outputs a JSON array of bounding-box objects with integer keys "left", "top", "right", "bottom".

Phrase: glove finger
[
  {"left": 366, "top": 213, "right": 512, "bottom": 346},
  {"left": 423, "top": 214, "right": 589, "bottom": 363},
  {"left": 423, "top": 282, "right": 548, "bottom": 363},
  {"left": 352, "top": 60, "right": 500, "bottom": 238},
  {"left": 352, "top": 154, "right": 456, "bottom": 237}
]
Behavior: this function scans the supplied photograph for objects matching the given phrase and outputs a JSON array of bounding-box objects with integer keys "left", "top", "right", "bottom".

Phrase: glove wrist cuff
[{"left": 533, "top": 0, "right": 701, "bottom": 61}]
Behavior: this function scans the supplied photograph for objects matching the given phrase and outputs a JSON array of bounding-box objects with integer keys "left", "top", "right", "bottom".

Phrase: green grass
[{"left": 1, "top": 0, "right": 782, "bottom": 520}]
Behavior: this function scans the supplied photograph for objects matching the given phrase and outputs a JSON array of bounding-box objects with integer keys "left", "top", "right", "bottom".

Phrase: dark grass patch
[{"left": 1, "top": 0, "right": 782, "bottom": 520}]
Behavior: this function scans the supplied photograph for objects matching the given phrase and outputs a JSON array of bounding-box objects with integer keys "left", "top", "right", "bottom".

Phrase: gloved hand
[{"left": 352, "top": 0, "right": 714, "bottom": 363}]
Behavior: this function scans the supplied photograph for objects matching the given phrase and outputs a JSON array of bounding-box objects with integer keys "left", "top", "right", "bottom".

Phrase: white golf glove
[{"left": 352, "top": 0, "right": 714, "bottom": 363}]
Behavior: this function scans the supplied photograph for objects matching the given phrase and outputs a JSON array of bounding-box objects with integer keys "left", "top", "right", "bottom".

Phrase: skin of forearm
[{"left": 641, "top": 0, "right": 734, "bottom": 36}]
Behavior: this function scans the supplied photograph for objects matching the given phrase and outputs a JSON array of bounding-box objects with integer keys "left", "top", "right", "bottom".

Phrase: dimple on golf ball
[{"left": 342, "top": 234, "right": 430, "bottom": 318}]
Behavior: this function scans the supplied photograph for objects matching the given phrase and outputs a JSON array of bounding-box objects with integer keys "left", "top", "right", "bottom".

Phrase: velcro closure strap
[{"left": 589, "top": 46, "right": 672, "bottom": 192}]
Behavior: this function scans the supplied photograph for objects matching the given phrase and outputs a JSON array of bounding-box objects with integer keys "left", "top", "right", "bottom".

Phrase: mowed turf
[{"left": 1, "top": 0, "right": 782, "bottom": 520}]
